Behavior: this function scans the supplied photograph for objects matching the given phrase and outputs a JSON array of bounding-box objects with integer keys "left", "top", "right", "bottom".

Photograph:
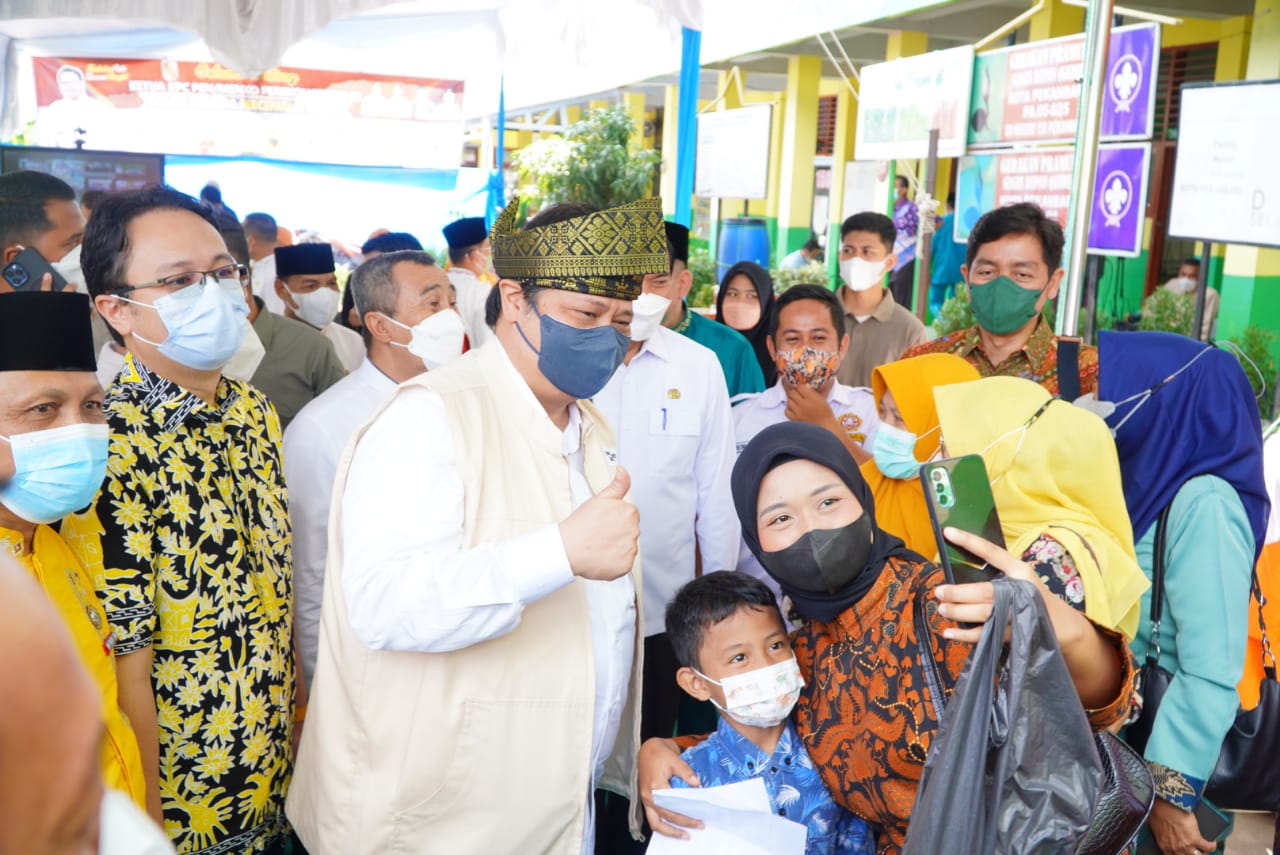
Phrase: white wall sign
[
  {"left": 695, "top": 104, "right": 772, "bottom": 199},
  {"left": 1168, "top": 80, "right": 1280, "bottom": 248},
  {"left": 854, "top": 45, "right": 975, "bottom": 161}
]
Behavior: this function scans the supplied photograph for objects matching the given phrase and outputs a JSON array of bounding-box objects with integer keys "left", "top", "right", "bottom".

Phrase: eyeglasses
[{"left": 113, "top": 263, "right": 250, "bottom": 295}]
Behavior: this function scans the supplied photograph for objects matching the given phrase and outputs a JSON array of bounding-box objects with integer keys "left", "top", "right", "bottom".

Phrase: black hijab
[
  {"left": 731, "top": 421, "right": 919, "bottom": 622},
  {"left": 716, "top": 260, "right": 777, "bottom": 386}
]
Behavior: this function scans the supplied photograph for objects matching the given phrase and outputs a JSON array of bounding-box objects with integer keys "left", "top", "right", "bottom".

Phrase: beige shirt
[{"left": 836, "top": 288, "right": 929, "bottom": 388}]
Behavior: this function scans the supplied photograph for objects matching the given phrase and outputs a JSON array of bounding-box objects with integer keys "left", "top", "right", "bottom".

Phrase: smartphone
[
  {"left": 1135, "top": 798, "right": 1232, "bottom": 853},
  {"left": 2, "top": 247, "right": 68, "bottom": 292},
  {"left": 919, "top": 454, "right": 1005, "bottom": 586}
]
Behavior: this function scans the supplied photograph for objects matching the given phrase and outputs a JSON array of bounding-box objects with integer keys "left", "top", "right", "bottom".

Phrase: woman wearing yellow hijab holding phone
[{"left": 933, "top": 375, "right": 1150, "bottom": 640}]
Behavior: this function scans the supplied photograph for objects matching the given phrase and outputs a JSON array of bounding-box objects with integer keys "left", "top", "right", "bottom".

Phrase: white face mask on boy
[{"left": 693, "top": 657, "right": 805, "bottom": 728}]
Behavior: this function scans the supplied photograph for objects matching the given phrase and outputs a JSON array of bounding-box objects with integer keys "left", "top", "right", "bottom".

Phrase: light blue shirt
[{"left": 1131, "top": 474, "right": 1253, "bottom": 800}]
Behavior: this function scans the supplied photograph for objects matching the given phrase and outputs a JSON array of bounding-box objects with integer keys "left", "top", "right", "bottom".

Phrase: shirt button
[
  {"left": 747, "top": 761, "right": 754, "bottom": 769},
  {"left": 779, "top": 808, "right": 787, "bottom": 816},
  {"left": 771, "top": 766, "right": 778, "bottom": 773}
]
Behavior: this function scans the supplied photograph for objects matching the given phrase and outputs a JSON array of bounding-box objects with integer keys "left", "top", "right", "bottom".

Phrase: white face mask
[
  {"left": 290, "top": 286, "right": 340, "bottom": 329},
  {"left": 53, "top": 244, "right": 84, "bottom": 292},
  {"left": 98, "top": 787, "right": 173, "bottom": 854},
  {"left": 840, "top": 256, "right": 887, "bottom": 292},
  {"left": 1166, "top": 276, "right": 1197, "bottom": 295},
  {"left": 222, "top": 323, "right": 266, "bottom": 382},
  {"left": 694, "top": 657, "right": 804, "bottom": 728},
  {"left": 385, "top": 308, "right": 466, "bottom": 370},
  {"left": 629, "top": 293, "right": 671, "bottom": 342}
]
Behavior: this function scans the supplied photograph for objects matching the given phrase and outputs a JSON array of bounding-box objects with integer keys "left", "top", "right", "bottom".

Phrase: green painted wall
[{"left": 1219, "top": 272, "right": 1280, "bottom": 367}]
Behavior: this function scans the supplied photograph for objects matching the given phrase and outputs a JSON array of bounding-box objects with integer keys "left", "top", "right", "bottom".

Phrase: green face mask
[{"left": 967, "top": 275, "right": 1043, "bottom": 336}]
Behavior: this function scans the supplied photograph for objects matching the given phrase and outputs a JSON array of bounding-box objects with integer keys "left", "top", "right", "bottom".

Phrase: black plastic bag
[{"left": 903, "top": 578, "right": 1102, "bottom": 855}]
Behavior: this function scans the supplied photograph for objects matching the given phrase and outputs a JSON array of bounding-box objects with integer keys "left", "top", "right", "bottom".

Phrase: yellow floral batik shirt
[{"left": 65, "top": 353, "right": 295, "bottom": 854}]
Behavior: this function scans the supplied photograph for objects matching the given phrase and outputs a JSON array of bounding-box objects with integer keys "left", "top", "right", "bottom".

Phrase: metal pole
[
  {"left": 1192, "top": 240, "right": 1210, "bottom": 340},
  {"left": 1056, "top": 0, "right": 1115, "bottom": 337},
  {"left": 915, "top": 129, "right": 940, "bottom": 321},
  {"left": 1082, "top": 255, "right": 1101, "bottom": 343}
]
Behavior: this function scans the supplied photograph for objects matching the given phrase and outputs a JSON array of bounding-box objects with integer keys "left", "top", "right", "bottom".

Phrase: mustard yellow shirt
[{"left": 1, "top": 523, "right": 147, "bottom": 808}]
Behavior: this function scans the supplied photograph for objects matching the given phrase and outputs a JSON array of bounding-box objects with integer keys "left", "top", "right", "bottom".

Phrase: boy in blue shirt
[{"left": 666, "top": 572, "right": 873, "bottom": 854}]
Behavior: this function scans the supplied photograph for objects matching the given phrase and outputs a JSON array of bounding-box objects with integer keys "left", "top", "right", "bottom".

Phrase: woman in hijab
[
  {"left": 934, "top": 376, "right": 1151, "bottom": 639},
  {"left": 639, "top": 421, "right": 1131, "bottom": 853},
  {"left": 1098, "top": 330, "right": 1267, "bottom": 855},
  {"left": 863, "top": 354, "right": 980, "bottom": 556},
  {"left": 716, "top": 261, "right": 777, "bottom": 386}
]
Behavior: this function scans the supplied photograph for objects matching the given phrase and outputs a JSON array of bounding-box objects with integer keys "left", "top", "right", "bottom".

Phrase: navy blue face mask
[{"left": 516, "top": 303, "right": 628, "bottom": 399}]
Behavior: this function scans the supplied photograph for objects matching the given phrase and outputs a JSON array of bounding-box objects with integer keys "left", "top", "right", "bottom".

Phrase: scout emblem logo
[
  {"left": 1101, "top": 171, "right": 1133, "bottom": 227},
  {"left": 1110, "top": 56, "right": 1141, "bottom": 113}
]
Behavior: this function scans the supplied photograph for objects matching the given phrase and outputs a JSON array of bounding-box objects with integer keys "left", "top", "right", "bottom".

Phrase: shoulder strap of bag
[
  {"left": 1251, "top": 562, "right": 1277, "bottom": 679},
  {"left": 1146, "top": 505, "right": 1173, "bottom": 667},
  {"left": 915, "top": 593, "right": 948, "bottom": 722},
  {"left": 1056, "top": 337, "right": 1082, "bottom": 402}
]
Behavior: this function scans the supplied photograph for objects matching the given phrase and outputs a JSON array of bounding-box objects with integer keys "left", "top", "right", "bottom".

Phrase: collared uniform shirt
[
  {"left": 79, "top": 353, "right": 294, "bottom": 855},
  {"left": 672, "top": 717, "right": 873, "bottom": 855},
  {"left": 674, "top": 306, "right": 766, "bottom": 400},
  {"left": 4, "top": 524, "right": 147, "bottom": 808},
  {"left": 731, "top": 381, "right": 880, "bottom": 594},
  {"left": 593, "top": 327, "right": 739, "bottom": 636},
  {"left": 249, "top": 298, "right": 347, "bottom": 429},
  {"left": 835, "top": 289, "right": 928, "bottom": 389},
  {"left": 340, "top": 345, "right": 635, "bottom": 854},
  {"left": 283, "top": 358, "right": 396, "bottom": 687},
  {"left": 448, "top": 266, "right": 494, "bottom": 348},
  {"left": 903, "top": 319, "right": 1098, "bottom": 397},
  {"left": 251, "top": 254, "right": 287, "bottom": 316},
  {"left": 320, "top": 322, "right": 364, "bottom": 372}
]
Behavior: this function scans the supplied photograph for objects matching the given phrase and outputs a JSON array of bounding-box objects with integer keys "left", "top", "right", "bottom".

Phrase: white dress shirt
[
  {"left": 251, "top": 253, "right": 287, "bottom": 315},
  {"left": 448, "top": 266, "right": 493, "bottom": 348},
  {"left": 1264, "top": 429, "right": 1280, "bottom": 545},
  {"left": 593, "top": 327, "right": 739, "bottom": 636},
  {"left": 283, "top": 358, "right": 396, "bottom": 687},
  {"left": 321, "top": 323, "right": 364, "bottom": 372},
  {"left": 97, "top": 342, "right": 126, "bottom": 390},
  {"left": 339, "top": 344, "right": 635, "bottom": 848},
  {"left": 731, "top": 380, "right": 881, "bottom": 593}
]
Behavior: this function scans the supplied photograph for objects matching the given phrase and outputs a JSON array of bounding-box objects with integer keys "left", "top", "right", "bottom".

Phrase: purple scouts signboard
[
  {"left": 968, "top": 23, "right": 1159, "bottom": 148},
  {"left": 1088, "top": 143, "right": 1151, "bottom": 257}
]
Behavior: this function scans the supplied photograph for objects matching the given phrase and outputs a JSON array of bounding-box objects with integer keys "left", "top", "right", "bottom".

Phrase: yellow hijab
[
  {"left": 934, "top": 376, "right": 1149, "bottom": 637},
  {"left": 860, "top": 354, "right": 981, "bottom": 557}
]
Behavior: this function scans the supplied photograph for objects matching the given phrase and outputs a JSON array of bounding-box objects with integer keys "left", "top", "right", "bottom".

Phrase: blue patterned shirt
[{"left": 672, "top": 717, "right": 873, "bottom": 855}]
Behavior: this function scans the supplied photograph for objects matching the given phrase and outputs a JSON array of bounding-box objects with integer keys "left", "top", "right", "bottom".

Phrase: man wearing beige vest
[{"left": 287, "top": 198, "right": 668, "bottom": 854}]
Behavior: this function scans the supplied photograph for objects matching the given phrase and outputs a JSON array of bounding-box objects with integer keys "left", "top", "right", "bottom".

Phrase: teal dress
[
  {"left": 675, "top": 307, "right": 766, "bottom": 400},
  {"left": 1131, "top": 474, "right": 1253, "bottom": 809}
]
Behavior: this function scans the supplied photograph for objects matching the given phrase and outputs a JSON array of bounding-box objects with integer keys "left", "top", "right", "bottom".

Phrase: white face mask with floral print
[{"left": 694, "top": 657, "right": 805, "bottom": 727}]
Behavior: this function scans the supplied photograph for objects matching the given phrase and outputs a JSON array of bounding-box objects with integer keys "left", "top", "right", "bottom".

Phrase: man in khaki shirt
[{"left": 833, "top": 212, "right": 928, "bottom": 388}]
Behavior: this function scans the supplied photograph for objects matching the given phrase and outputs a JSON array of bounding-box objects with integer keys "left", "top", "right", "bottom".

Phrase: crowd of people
[{"left": 0, "top": 165, "right": 1274, "bottom": 855}]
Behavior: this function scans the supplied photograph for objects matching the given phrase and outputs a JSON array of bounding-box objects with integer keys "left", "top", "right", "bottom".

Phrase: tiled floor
[{"left": 1228, "top": 812, "right": 1276, "bottom": 853}]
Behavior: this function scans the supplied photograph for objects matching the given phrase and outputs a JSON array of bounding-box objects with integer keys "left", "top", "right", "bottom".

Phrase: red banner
[
  {"left": 31, "top": 57, "right": 465, "bottom": 166},
  {"left": 34, "top": 57, "right": 463, "bottom": 121}
]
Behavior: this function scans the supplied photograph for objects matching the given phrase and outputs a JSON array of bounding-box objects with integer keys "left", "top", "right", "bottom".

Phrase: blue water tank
[{"left": 717, "top": 218, "right": 771, "bottom": 278}]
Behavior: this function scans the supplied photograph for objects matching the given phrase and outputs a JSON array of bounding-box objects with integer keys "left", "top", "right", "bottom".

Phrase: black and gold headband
[{"left": 490, "top": 197, "right": 669, "bottom": 300}]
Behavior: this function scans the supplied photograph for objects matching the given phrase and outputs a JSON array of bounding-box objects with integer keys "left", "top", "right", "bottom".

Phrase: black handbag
[
  {"left": 1125, "top": 506, "right": 1280, "bottom": 812},
  {"left": 905, "top": 579, "right": 1153, "bottom": 855}
]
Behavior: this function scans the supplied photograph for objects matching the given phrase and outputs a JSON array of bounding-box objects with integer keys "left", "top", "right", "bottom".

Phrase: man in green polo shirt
[{"left": 639, "top": 222, "right": 764, "bottom": 400}]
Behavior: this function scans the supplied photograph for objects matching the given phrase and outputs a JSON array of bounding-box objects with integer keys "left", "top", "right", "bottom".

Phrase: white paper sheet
[{"left": 647, "top": 778, "right": 808, "bottom": 855}]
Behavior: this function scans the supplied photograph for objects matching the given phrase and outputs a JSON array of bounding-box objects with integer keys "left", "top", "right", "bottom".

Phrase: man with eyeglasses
[{"left": 79, "top": 186, "right": 297, "bottom": 854}]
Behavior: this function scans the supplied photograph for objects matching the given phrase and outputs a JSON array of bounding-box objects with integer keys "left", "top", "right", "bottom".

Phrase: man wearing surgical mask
[
  {"left": 273, "top": 243, "right": 364, "bottom": 371},
  {"left": 0, "top": 292, "right": 150, "bottom": 821},
  {"left": 591, "top": 269, "right": 739, "bottom": 852},
  {"left": 904, "top": 202, "right": 1098, "bottom": 397},
  {"left": 288, "top": 200, "right": 661, "bottom": 854},
  {"left": 79, "top": 186, "right": 297, "bottom": 854},
  {"left": 1161, "top": 256, "right": 1218, "bottom": 340},
  {"left": 0, "top": 169, "right": 85, "bottom": 293},
  {"left": 243, "top": 243, "right": 347, "bottom": 429},
  {"left": 284, "top": 249, "right": 464, "bottom": 690},
  {"left": 833, "top": 212, "right": 928, "bottom": 388}
]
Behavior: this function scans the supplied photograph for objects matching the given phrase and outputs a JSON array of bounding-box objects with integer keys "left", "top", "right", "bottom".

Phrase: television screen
[{"left": 0, "top": 145, "right": 164, "bottom": 195}]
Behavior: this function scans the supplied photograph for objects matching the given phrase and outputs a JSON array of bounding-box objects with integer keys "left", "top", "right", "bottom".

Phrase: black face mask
[{"left": 758, "top": 515, "right": 877, "bottom": 621}]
